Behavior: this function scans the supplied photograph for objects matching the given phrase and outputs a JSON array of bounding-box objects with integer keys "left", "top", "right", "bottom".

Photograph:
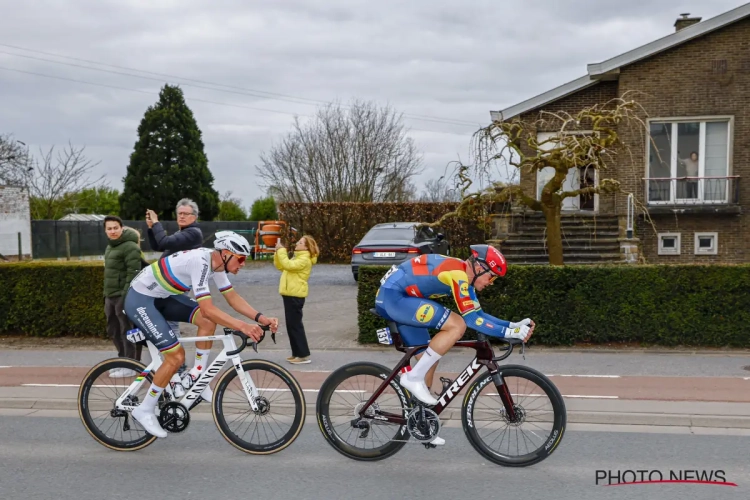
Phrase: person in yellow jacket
[{"left": 274, "top": 234, "right": 319, "bottom": 364}]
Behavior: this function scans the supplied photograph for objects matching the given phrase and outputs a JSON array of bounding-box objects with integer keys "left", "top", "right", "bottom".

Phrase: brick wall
[
  {"left": 636, "top": 214, "right": 746, "bottom": 264},
  {"left": 0, "top": 186, "right": 32, "bottom": 259}
]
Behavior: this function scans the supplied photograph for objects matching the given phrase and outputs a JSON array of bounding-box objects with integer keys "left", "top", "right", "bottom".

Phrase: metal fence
[{"left": 31, "top": 220, "right": 260, "bottom": 259}]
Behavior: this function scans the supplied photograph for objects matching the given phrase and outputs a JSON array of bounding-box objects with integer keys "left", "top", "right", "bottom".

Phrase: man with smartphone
[{"left": 146, "top": 198, "right": 203, "bottom": 376}]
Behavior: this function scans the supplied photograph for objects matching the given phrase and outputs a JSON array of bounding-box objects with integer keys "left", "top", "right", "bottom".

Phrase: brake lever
[{"left": 250, "top": 325, "right": 274, "bottom": 353}]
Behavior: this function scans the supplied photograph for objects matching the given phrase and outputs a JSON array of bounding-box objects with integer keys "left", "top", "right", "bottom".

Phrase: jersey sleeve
[
  {"left": 189, "top": 253, "right": 213, "bottom": 302},
  {"left": 441, "top": 270, "right": 511, "bottom": 337},
  {"left": 211, "top": 270, "right": 234, "bottom": 296}
]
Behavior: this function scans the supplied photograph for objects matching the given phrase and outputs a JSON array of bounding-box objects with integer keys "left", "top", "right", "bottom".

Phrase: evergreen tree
[{"left": 119, "top": 84, "right": 220, "bottom": 220}]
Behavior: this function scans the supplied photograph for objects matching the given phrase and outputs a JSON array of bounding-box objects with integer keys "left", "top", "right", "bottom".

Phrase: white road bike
[{"left": 78, "top": 326, "right": 306, "bottom": 453}]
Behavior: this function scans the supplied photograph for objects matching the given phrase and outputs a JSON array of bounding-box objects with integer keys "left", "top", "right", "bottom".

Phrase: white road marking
[{"left": 548, "top": 374, "right": 621, "bottom": 378}]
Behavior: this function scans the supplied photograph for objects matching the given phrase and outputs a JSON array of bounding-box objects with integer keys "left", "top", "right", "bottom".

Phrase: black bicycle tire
[
  {"left": 316, "top": 362, "right": 412, "bottom": 462},
  {"left": 212, "top": 359, "right": 306, "bottom": 455},
  {"left": 461, "top": 364, "right": 566, "bottom": 467},
  {"left": 78, "top": 357, "right": 158, "bottom": 452}
]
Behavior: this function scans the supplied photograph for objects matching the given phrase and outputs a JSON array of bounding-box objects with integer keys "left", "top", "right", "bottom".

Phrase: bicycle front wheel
[
  {"left": 78, "top": 357, "right": 157, "bottom": 452},
  {"left": 212, "top": 359, "right": 306, "bottom": 454},
  {"left": 462, "top": 364, "right": 566, "bottom": 467}
]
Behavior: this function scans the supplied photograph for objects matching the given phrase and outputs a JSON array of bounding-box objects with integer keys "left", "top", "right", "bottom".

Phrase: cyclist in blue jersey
[{"left": 375, "top": 244, "right": 534, "bottom": 444}]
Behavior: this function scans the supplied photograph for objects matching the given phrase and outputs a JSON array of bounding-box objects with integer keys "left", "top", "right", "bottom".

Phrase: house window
[
  {"left": 694, "top": 232, "right": 718, "bottom": 255},
  {"left": 658, "top": 233, "right": 681, "bottom": 255},
  {"left": 647, "top": 118, "right": 731, "bottom": 204}
]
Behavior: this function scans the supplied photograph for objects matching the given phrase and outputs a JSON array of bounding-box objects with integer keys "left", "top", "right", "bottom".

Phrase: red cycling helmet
[{"left": 469, "top": 244, "right": 507, "bottom": 282}]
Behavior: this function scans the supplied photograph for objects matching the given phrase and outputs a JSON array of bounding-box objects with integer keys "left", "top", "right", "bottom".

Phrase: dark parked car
[{"left": 351, "top": 222, "right": 451, "bottom": 281}]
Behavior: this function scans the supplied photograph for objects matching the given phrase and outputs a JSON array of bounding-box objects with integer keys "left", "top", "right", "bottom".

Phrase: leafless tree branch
[
  {"left": 256, "top": 99, "right": 423, "bottom": 202},
  {"left": 25, "top": 142, "right": 104, "bottom": 219}
]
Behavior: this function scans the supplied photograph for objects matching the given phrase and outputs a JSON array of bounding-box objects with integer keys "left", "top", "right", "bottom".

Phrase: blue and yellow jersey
[{"left": 379, "top": 254, "right": 510, "bottom": 336}]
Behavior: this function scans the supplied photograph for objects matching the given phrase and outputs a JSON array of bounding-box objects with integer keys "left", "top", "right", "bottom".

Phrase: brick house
[{"left": 490, "top": 5, "right": 750, "bottom": 264}]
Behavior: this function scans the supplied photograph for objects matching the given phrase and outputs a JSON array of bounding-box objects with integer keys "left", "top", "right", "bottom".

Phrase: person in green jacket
[
  {"left": 274, "top": 234, "right": 319, "bottom": 364},
  {"left": 103, "top": 216, "right": 143, "bottom": 374}
]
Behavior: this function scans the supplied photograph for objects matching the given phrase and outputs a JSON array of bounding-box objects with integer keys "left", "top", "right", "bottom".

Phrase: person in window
[
  {"left": 679, "top": 151, "right": 699, "bottom": 199},
  {"left": 274, "top": 235, "right": 319, "bottom": 364}
]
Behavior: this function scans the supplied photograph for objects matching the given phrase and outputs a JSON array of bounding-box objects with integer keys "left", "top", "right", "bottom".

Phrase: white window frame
[
  {"left": 694, "top": 232, "right": 718, "bottom": 255},
  {"left": 658, "top": 232, "right": 681, "bottom": 256},
  {"left": 645, "top": 116, "right": 734, "bottom": 205}
]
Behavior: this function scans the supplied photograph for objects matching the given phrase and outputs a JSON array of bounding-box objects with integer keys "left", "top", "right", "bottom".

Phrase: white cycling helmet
[{"left": 214, "top": 230, "right": 252, "bottom": 256}]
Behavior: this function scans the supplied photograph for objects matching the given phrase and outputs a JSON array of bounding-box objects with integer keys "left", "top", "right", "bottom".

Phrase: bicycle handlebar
[
  {"left": 477, "top": 333, "right": 527, "bottom": 362},
  {"left": 225, "top": 324, "right": 275, "bottom": 356}
]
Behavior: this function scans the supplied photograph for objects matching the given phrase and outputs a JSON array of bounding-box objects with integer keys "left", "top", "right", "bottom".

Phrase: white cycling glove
[
  {"left": 509, "top": 318, "right": 532, "bottom": 329},
  {"left": 505, "top": 324, "right": 531, "bottom": 341}
]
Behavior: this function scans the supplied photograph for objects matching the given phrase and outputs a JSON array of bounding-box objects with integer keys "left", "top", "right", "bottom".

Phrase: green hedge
[
  {"left": 0, "top": 261, "right": 107, "bottom": 337},
  {"left": 357, "top": 263, "right": 750, "bottom": 347}
]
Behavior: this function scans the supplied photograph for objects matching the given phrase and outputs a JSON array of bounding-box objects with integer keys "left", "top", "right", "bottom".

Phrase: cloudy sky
[{"left": 0, "top": 0, "right": 746, "bottom": 210}]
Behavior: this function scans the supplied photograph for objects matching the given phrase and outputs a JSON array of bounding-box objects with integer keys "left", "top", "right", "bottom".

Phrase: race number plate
[
  {"left": 126, "top": 328, "right": 145, "bottom": 344},
  {"left": 376, "top": 327, "right": 393, "bottom": 345}
]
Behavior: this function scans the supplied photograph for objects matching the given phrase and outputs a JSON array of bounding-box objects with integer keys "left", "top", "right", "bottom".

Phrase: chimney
[{"left": 674, "top": 13, "right": 701, "bottom": 31}]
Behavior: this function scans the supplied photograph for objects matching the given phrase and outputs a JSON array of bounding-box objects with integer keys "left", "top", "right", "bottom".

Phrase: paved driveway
[{"left": 179, "top": 262, "right": 363, "bottom": 350}]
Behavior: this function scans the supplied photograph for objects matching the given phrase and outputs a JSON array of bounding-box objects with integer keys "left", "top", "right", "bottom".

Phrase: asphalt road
[{"left": 0, "top": 415, "right": 747, "bottom": 500}]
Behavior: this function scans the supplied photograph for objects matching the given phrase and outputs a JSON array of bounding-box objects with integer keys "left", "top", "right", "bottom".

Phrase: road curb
[{"left": 4, "top": 398, "right": 750, "bottom": 429}]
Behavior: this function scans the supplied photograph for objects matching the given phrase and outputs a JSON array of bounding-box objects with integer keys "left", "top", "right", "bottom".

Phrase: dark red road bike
[{"left": 316, "top": 309, "right": 566, "bottom": 467}]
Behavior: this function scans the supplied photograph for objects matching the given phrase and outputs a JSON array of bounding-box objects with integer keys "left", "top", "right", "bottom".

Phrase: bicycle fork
[
  {"left": 491, "top": 370, "right": 518, "bottom": 422},
  {"left": 229, "top": 354, "right": 261, "bottom": 412}
]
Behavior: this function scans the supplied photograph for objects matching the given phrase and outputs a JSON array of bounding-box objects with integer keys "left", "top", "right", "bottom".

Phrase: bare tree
[
  {"left": 418, "top": 177, "right": 462, "bottom": 202},
  {"left": 0, "top": 134, "right": 33, "bottom": 187},
  {"left": 256, "top": 99, "right": 423, "bottom": 202},
  {"left": 429, "top": 95, "right": 649, "bottom": 265},
  {"left": 26, "top": 142, "right": 104, "bottom": 219}
]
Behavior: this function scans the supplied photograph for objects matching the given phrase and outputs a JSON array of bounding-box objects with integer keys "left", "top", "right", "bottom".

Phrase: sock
[
  {"left": 405, "top": 347, "right": 442, "bottom": 383},
  {"left": 142, "top": 383, "right": 164, "bottom": 411},
  {"left": 188, "top": 349, "right": 211, "bottom": 380}
]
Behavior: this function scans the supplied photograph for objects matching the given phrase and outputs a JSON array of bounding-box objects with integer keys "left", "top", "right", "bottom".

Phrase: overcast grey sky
[{"left": 0, "top": 0, "right": 745, "bottom": 210}]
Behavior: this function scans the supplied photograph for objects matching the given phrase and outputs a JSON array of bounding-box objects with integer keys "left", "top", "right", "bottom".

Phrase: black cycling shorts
[{"left": 123, "top": 288, "right": 200, "bottom": 353}]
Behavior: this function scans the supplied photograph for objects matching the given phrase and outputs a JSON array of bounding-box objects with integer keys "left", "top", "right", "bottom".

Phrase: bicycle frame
[
  {"left": 359, "top": 315, "right": 521, "bottom": 425},
  {"left": 114, "top": 331, "right": 261, "bottom": 413}
]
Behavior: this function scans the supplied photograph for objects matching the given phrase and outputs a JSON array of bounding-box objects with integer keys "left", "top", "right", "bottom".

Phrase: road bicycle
[
  {"left": 316, "top": 308, "right": 566, "bottom": 467},
  {"left": 78, "top": 325, "right": 306, "bottom": 454}
]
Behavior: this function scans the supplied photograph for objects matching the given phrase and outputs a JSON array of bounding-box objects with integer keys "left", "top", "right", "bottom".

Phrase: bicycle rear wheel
[
  {"left": 462, "top": 364, "right": 566, "bottom": 467},
  {"left": 316, "top": 362, "right": 412, "bottom": 461},
  {"left": 212, "top": 359, "right": 305, "bottom": 454},
  {"left": 78, "top": 358, "right": 157, "bottom": 451}
]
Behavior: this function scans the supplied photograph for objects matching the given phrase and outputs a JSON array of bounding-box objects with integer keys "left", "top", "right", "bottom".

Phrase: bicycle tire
[
  {"left": 78, "top": 358, "right": 158, "bottom": 452},
  {"left": 316, "top": 362, "right": 412, "bottom": 462},
  {"left": 212, "top": 359, "right": 305, "bottom": 454},
  {"left": 461, "top": 364, "right": 566, "bottom": 467}
]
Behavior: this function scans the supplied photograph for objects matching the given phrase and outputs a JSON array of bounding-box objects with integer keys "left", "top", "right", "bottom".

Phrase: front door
[
  {"left": 561, "top": 168, "right": 580, "bottom": 211},
  {"left": 579, "top": 166, "right": 596, "bottom": 211}
]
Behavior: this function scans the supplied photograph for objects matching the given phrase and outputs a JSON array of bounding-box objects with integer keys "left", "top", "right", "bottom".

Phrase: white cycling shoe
[
  {"left": 399, "top": 374, "right": 438, "bottom": 406},
  {"left": 132, "top": 405, "right": 168, "bottom": 438},
  {"left": 430, "top": 436, "right": 445, "bottom": 446}
]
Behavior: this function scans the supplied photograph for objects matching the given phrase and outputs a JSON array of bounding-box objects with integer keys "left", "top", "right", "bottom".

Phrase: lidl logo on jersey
[
  {"left": 475, "top": 318, "right": 484, "bottom": 326},
  {"left": 459, "top": 281, "right": 469, "bottom": 297},
  {"left": 415, "top": 303, "right": 435, "bottom": 323}
]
